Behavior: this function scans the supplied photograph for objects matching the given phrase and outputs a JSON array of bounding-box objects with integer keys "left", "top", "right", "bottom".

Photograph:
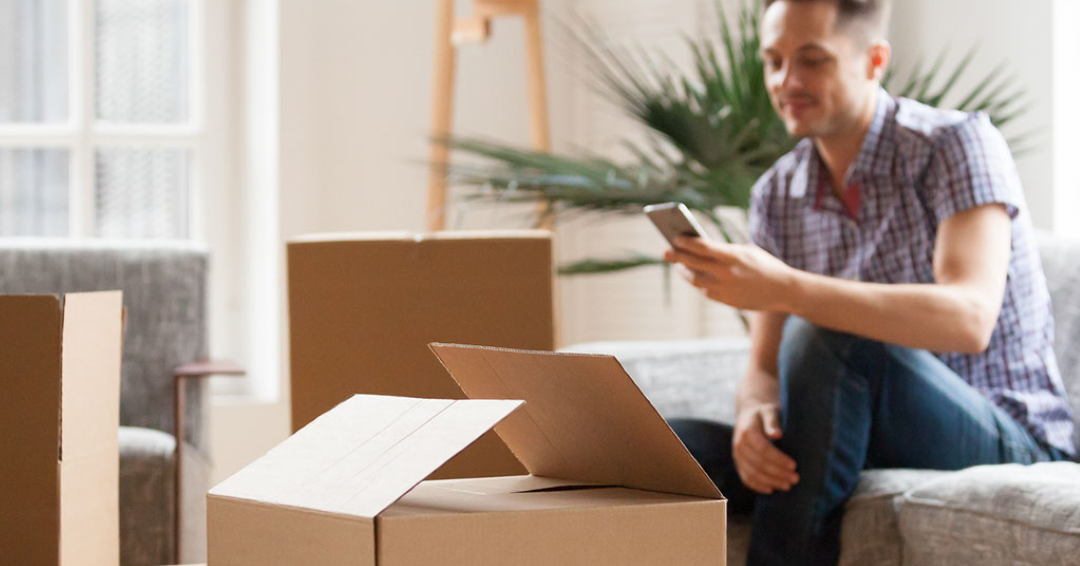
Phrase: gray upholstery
[
  {"left": 566, "top": 231, "right": 1080, "bottom": 565},
  {"left": 899, "top": 463, "right": 1080, "bottom": 564},
  {"left": 1035, "top": 232, "right": 1080, "bottom": 452},
  {"left": 118, "top": 426, "right": 176, "bottom": 563},
  {"left": 839, "top": 470, "right": 950, "bottom": 566},
  {"left": 0, "top": 239, "right": 210, "bottom": 566},
  {"left": 561, "top": 338, "right": 748, "bottom": 425}
]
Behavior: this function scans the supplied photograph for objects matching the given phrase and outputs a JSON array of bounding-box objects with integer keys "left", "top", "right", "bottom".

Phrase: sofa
[
  {"left": 0, "top": 239, "right": 211, "bottom": 566},
  {"left": 566, "top": 231, "right": 1080, "bottom": 565}
]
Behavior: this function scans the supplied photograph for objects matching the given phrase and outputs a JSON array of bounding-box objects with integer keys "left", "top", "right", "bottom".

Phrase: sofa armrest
[{"left": 561, "top": 338, "right": 751, "bottom": 425}]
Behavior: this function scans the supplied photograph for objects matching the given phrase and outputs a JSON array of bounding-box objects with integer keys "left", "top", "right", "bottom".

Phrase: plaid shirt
[{"left": 749, "top": 89, "right": 1076, "bottom": 456}]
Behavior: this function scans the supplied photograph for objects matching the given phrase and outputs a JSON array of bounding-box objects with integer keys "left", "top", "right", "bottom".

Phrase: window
[
  {"left": 0, "top": 0, "right": 269, "bottom": 398},
  {"left": 0, "top": 0, "right": 204, "bottom": 239}
]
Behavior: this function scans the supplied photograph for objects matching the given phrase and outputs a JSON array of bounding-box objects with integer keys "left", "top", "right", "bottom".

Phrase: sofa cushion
[
  {"left": 839, "top": 469, "right": 951, "bottom": 566},
  {"left": 119, "top": 426, "right": 210, "bottom": 565},
  {"left": 120, "top": 426, "right": 175, "bottom": 566},
  {"left": 899, "top": 462, "right": 1080, "bottom": 565}
]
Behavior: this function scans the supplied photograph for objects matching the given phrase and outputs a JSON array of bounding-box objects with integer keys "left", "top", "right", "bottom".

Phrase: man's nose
[
  {"left": 779, "top": 63, "right": 802, "bottom": 91},
  {"left": 768, "top": 62, "right": 796, "bottom": 92}
]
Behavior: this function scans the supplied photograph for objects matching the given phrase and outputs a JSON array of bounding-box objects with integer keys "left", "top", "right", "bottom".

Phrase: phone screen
[{"left": 644, "top": 203, "right": 709, "bottom": 247}]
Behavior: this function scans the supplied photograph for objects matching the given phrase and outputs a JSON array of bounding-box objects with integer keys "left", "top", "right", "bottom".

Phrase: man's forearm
[
  {"left": 736, "top": 311, "right": 786, "bottom": 416},
  {"left": 736, "top": 367, "right": 780, "bottom": 415},
  {"left": 782, "top": 270, "right": 999, "bottom": 353}
]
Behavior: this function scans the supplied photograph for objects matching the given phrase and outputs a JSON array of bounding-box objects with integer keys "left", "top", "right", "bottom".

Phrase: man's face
[{"left": 760, "top": 1, "right": 878, "bottom": 139}]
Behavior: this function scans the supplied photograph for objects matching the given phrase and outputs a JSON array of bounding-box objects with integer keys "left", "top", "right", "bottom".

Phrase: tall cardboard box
[
  {"left": 208, "top": 346, "right": 726, "bottom": 566},
  {"left": 0, "top": 291, "right": 124, "bottom": 566},
  {"left": 287, "top": 231, "right": 555, "bottom": 479}
]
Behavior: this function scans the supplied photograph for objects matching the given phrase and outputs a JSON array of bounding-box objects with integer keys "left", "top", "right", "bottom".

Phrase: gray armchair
[{"left": 0, "top": 239, "right": 211, "bottom": 566}]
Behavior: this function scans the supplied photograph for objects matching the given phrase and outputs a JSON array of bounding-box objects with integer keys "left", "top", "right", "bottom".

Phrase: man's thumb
[{"left": 762, "top": 409, "right": 783, "bottom": 439}]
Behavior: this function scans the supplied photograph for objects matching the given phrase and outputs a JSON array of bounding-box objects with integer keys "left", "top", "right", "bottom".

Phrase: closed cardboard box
[
  {"left": 208, "top": 345, "right": 726, "bottom": 566},
  {"left": 0, "top": 292, "right": 124, "bottom": 566},
  {"left": 287, "top": 231, "right": 555, "bottom": 479}
]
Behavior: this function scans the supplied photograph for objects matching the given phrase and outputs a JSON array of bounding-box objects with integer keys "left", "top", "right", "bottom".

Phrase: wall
[
  {"left": 887, "top": 0, "right": 1056, "bottom": 229},
  {"left": 1052, "top": 0, "right": 1080, "bottom": 239}
]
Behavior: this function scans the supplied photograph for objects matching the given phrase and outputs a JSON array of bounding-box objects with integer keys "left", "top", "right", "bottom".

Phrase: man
[{"left": 662, "top": 0, "right": 1076, "bottom": 564}]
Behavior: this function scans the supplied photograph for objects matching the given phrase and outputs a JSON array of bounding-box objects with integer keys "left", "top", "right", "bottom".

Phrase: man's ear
[{"left": 867, "top": 40, "right": 891, "bottom": 81}]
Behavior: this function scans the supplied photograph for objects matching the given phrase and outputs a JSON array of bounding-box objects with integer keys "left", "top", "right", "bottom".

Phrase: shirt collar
[
  {"left": 848, "top": 87, "right": 896, "bottom": 182},
  {"left": 790, "top": 141, "right": 815, "bottom": 199},
  {"left": 788, "top": 88, "right": 897, "bottom": 200}
]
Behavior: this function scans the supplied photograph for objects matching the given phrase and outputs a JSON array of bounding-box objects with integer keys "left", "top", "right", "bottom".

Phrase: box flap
[
  {"left": 210, "top": 395, "right": 523, "bottom": 518},
  {"left": 429, "top": 344, "right": 722, "bottom": 500},
  {"left": 60, "top": 291, "right": 123, "bottom": 566}
]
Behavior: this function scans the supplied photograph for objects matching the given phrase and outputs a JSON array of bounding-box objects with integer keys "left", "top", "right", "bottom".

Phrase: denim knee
[
  {"left": 781, "top": 316, "right": 853, "bottom": 368},
  {"left": 778, "top": 317, "right": 880, "bottom": 393},
  {"left": 781, "top": 317, "right": 859, "bottom": 356}
]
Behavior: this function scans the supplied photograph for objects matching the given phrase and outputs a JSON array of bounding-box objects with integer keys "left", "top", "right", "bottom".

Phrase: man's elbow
[
  {"left": 955, "top": 301, "right": 999, "bottom": 354},
  {"left": 956, "top": 330, "right": 992, "bottom": 355}
]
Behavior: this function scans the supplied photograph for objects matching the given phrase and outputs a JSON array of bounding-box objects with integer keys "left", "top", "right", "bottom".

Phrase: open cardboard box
[
  {"left": 287, "top": 231, "right": 556, "bottom": 479},
  {"left": 208, "top": 345, "right": 726, "bottom": 566},
  {"left": 0, "top": 291, "right": 124, "bottom": 566}
]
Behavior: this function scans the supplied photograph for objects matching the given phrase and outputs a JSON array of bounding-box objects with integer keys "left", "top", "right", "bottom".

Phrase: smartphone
[{"left": 644, "top": 202, "right": 711, "bottom": 247}]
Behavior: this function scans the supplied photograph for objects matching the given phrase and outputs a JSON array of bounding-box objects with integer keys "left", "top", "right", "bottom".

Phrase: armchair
[{"left": 0, "top": 239, "right": 211, "bottom": 565}]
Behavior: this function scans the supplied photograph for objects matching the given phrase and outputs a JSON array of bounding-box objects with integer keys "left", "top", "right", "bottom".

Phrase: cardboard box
[
  {"left": 208, "top": 345, "right": 726, "bottom": 566},
  {"left": 0, "top": 291, "right": 124, "bottom": 566},
  {"left": 287, "top": 231, "right": 555, "bottom": 479}
]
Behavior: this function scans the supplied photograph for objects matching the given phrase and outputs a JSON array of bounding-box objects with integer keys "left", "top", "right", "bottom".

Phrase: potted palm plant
[{"left": 439, "top": 1, "right": 1029, "bottom": 274}]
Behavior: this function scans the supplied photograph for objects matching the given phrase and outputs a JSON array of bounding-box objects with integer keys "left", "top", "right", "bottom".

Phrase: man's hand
[
  {"left": 663, "top": 237, "right": 796, "bottom": 312},
  {"left": 732, "top": 403, "right": 800, "bottom": 494}
]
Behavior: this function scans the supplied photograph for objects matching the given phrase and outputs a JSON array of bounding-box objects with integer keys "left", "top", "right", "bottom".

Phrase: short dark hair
[{"left": 763, "top": 0, "right": 891, "bottom": 40}]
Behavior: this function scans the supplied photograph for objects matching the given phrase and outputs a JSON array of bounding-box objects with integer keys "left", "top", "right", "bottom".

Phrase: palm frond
[{"left": 559, "top": 254, "right": 667, "bottom": 275}]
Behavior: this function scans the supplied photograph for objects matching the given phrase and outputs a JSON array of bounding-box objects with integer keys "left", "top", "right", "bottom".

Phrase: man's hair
[{"left": 763, "top": 0, "right": 892, "bottom": 41}]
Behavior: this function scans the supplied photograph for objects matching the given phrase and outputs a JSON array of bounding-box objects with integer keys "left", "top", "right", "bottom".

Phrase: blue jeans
[{"left": 669, "top": 317, "right": 1066, "bottom": 566}]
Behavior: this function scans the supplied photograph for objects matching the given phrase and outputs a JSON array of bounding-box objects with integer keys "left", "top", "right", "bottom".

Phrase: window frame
[
  {"left": 0, "top": 0, "right": 208, "bottom": 240},
  {"left": 1, "top": 0, "right": 340, "bottom": 404}
]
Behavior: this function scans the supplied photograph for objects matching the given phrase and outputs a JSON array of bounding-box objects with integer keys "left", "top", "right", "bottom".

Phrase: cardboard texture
[
  {"left": 429, "top": 344, "right": 723, "bottom": 500},
  {"left": 287, "top": 231, "right": 555, "bottom": 479},
  {"left": 208, "top": 347, "right": 726, "bottom": 566},
  {"left": 0, "top": 291, "right": 123, "bottom": 566}
]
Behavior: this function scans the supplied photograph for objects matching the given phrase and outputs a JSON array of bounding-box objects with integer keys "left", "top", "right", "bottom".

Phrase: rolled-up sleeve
[{"left": 927, "top": 111, "right": 1023, "bottom": 223}]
